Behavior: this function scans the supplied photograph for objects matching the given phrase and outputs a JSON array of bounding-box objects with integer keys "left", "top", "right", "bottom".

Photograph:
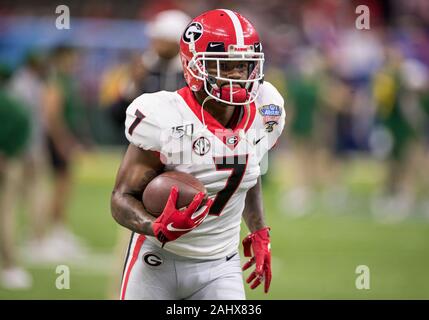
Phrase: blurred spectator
[
  {"left": 104, "top": 9, "right": 190, "bottom": 144},
  {"left": 281, "top": 48, "right": 325, "bottom": 214},
  {"left": 0, "top": 64, "right": 32, "bottom": 289},
  {"left": 42, "top": 46, "right": 87, "bottom": 259},
  {"left": 371, "top": 45, "right": 429, "bottom": 220},
  {"left": 7, "top": 52, "right": 50, "bottom": 247}
]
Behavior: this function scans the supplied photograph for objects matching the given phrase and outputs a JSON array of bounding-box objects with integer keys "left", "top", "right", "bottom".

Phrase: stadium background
[{"left": 1, "top": 0, "right": 429, "bottom": 299}]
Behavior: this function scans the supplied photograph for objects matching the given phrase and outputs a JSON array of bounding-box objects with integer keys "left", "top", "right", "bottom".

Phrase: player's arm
[
  {"left": 111, "top": 144, "right": 163, "bottom": 236},
  {"left": 116, "top": 95, "right": 214, "bottom": 242},
  {"left": 242, "top": 177, "right": 266, "bottom": 232},
  {"left": 241, "top": 177, "right": 272, "bottom": 293},
  {"left": 111, "top": 143, "right": 213, "bottom": 243}
]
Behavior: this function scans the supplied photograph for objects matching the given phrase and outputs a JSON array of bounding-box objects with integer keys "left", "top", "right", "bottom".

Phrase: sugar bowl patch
[{"left": 259, "top": 104, "right": 282, "bottom": 132}]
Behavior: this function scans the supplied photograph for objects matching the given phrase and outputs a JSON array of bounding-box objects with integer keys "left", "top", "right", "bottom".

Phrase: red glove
[
  {"left": 242, "top": 227, "right": 272, "bottom": 293},
  {"left": 152, "top": 186, "right": 213, "bottom": 244}
]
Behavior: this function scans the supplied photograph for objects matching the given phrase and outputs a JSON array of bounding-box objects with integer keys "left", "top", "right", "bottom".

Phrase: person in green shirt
[
  {"left": 0, "top": 65, "right": 32, "bottom": 289},
  {"left": 371, "top": 46, "right": 424, "bottom": 220},
  {"left": 43, "top": 46, "right": 88, "bottom": 258},
  {"left": 283, "top": 51, "right": 325, "bottom": 214}
]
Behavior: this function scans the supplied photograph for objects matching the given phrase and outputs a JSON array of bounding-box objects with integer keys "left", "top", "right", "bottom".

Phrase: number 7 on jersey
[{"left": 209, "top": 155, "right": 248, "bottom": 216}]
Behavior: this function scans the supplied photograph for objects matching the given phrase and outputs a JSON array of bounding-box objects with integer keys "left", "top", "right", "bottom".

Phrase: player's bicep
[{"left": 113, "top": 144, "right": 164, "bottom": 198}]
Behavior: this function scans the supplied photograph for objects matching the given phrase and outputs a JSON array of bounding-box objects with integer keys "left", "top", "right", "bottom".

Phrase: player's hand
[
  {"left": 152, "top": 186, "right": 213, "bottom": 244},
  {"left": 242, "top": 227, "right": 272, "bottom": 293}
]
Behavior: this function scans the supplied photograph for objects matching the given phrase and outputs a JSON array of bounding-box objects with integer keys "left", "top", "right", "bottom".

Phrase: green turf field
[{"left": 1, "top": 149, "right": 428, "bottom": 299}]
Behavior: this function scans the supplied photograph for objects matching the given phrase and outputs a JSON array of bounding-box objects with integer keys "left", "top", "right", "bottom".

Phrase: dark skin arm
[
  {"left": 111, "top": 144, "right": 164, "bottom": 235},
  {"left": 242, "top": 177, "right": 266, "bottom": 232}
]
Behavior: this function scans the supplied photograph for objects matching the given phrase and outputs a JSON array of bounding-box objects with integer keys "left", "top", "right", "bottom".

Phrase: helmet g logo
[{"left": 183, "top": 22, "right": 203, "bottom": 43}]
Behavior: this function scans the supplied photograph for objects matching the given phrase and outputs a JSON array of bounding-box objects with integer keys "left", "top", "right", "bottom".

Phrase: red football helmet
[{"left": 180, "top": 9, "right": 264, "bottom": 105}]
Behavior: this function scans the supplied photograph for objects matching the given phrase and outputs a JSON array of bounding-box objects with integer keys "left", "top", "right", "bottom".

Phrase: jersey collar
[{"left": 177, "top": 86, "right": 256, "bottom": 149}]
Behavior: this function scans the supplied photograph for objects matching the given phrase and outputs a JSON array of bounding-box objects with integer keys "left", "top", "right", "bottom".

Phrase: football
[{"left": 142, "top": 171, "right": 207, "bottom": 217}]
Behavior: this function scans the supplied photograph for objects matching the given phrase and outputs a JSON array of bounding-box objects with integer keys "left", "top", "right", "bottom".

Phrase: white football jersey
[{"left": 125, "top": 82, "right": 285, "bottom": 260}]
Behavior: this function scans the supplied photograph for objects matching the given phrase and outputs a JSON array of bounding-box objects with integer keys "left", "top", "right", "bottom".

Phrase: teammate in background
[
  {"left": 43, "top": 46, "right": 87, "bottom": 258},
  {"left": 111, "top": 9, "right": 285, "bottom": 299},
  {"left": 106, "top": 10, "right": 190, "bottom": 144},
  {"left": 0, "top": 65, "right": 32, "bottom": 289}
]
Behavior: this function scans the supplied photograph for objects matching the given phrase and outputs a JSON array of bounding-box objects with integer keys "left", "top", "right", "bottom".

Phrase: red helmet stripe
[{"left": 221, "top": 9, "right": 244, "bottom": 46}]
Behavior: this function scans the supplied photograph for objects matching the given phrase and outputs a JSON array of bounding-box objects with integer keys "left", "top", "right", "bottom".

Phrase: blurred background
[{"left": 0, "top": 0, "right": 429, "bottom": 299}]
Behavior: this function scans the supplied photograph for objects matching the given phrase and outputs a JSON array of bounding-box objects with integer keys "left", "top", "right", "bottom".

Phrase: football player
[{"left": 111, "top": 9, "right": 285, "bottom": 300}]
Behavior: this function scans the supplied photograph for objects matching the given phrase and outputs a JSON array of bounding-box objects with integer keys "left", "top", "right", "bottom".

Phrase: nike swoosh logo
[
  {"left": 226, "top": 253, "right": 237, "bottom": 261},
  {"left": 166, "top": 223, "right": 195, "bottom": 232},
  {"left": 209, "top": 43, "right": 222, "bottom": 48},
  {"left": 253, "top": 136, "right": 265, "bottom": 145}
]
